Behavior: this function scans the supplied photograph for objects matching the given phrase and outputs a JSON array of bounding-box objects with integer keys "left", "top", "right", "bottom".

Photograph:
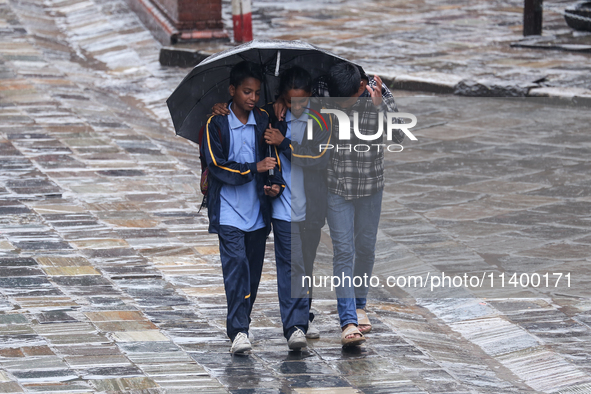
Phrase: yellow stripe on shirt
[
  {"left": 291, "top": 128, "right": 332, "bottom": 159},
  {"left": 206, "top": 116, "right": 251, "bottom": 175}
]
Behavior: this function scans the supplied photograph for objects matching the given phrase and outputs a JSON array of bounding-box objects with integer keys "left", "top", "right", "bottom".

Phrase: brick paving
[{"left": 1, "top": 0, "right": 591, "bottom": 393}]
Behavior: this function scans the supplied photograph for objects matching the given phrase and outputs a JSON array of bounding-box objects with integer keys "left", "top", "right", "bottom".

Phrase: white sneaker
[
  {"left": 230, "top": 332, "right": 251, "bottom": 354},
  {"left": 306, "top": 321, "right": 320, "bottom": 339},
  {"left": 288, "top": 328, "right": 307, "bottom": 350}
]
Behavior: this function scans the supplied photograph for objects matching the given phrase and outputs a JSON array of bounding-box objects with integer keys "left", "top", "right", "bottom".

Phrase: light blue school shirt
[
  {"left": 272, "top": 109, "right": 307, "bottom": 223},
  {"left": 219, "top": 106, "right": 265, "bottom": 232}
]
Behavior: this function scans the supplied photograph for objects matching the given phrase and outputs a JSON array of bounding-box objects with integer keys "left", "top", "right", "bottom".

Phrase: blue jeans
[{"left": 326, "top": 190, "right": 383, "bottom": 328}]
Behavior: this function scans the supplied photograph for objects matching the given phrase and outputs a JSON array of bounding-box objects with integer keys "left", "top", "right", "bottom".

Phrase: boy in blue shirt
[
  {"left": 263, "top": 66, "right": 331, "bottom": 350},
  {"left": 203, "top": 61, "right": 282, "bottom": 354}
]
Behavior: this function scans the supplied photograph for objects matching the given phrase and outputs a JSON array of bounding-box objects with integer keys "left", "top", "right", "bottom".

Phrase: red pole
[{"left": 232, "top": 0, "right": 252, "bottom": 43}]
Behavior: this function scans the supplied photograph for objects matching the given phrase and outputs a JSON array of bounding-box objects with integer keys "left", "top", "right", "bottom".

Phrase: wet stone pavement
[
  {"left": 216, "top": 0, "right": 591, "bottom": 95},
  {"left": 1, "top": 0, "right": 591, "bottom": 393}
]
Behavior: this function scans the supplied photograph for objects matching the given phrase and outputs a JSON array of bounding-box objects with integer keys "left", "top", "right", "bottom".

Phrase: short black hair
[
  {"left": 278, "top": 66, "right": 312, "bottom": 96},
  {"left": 357, "top": 65, "right": 368, "bottom": 80},
  {"left": 328, "top": 62, "right": 361, "bottom": 98},
  {"left": 230, "top": 61, "right": 263, "bottom": 87}
]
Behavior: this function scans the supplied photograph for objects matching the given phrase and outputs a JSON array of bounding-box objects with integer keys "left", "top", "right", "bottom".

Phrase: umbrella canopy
[{"left": 166, "top": 39, "right": 357, "bottom": 144}]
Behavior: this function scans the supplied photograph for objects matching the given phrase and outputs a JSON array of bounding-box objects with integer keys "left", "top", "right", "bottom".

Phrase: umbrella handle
[
  {"left": 274, "top": 50, "right": 281, "bottom": 77},
  {"left": 268, "top": 145, "right": 274, "bottom": 176}
]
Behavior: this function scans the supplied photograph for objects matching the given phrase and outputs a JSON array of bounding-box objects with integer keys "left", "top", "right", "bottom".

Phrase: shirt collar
[
  {"left": 286, "top": 109, "right": 309, "bottom": 123},
  {"left": 228, "top": 103, "right": 257, "bottom": 130}
]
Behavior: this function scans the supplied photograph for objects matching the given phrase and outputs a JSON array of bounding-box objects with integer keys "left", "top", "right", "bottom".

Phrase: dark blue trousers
[
  {"left": 300, "top": 222, "right": 322, "bottom": 314},
  {"left": 218, "top": 225, "right": 267, "bottom": 341},
  {"left": 272, "top": 219, "right": 309, "bottom": 339}
]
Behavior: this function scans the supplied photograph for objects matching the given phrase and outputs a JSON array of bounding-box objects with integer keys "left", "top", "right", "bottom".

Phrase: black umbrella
[{"left": 166, "top": 39, "right": 357, "bottom": 144}]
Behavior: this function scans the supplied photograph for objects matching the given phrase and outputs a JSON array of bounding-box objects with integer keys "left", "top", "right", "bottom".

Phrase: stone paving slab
[{"left": 1, "top": 0, "right": 591, "bottom": 393}]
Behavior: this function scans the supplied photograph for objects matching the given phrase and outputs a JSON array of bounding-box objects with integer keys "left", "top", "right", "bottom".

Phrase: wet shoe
[
  {"left": 230, "top": 332, "right": 251, "bottom": 354},
  {"left": 306, "top": 321, "right": 320, "bottom": 339},
  {"left": 288, "top": 328, "right": 307, "bottom": 350}
]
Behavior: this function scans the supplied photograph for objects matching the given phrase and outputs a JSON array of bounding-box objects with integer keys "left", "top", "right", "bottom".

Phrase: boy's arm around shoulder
[{"left": 203, "top": 115, "right": 257, "bottom": 186}]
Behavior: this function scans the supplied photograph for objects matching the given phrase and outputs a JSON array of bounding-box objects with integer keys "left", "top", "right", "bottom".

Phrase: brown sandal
[
  {"left": 341, "top": 324, "right": 365, "bottom": 347},
  {"left": 357, "top": 309, "right": 372, "bottom": 334}
]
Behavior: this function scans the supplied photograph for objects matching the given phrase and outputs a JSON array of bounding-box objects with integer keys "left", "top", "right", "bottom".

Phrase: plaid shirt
[{"left": 313, "top": 75, "right": 405, "bottom": 200}]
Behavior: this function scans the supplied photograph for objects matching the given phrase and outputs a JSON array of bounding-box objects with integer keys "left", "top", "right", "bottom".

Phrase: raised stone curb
[
  {"left": 159, "top": 47, "right": 211, "bottom": 68},
  {"left": 379, "top": 72, "right": 461, "bottom": 95},
  {"left": 528, "top": 86, "right": 591, "bottom": 106},
  {"left": 454, "top": 79, "right": 537, "bottom": 97},
  {"left": 528, "top": 86, "right": 591, "bottom": 98}
]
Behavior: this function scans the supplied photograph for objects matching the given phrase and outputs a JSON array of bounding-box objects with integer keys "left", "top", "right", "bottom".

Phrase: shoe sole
[
  {"left": 231, "top": 348, "right": 251, "bottom": 354},
  {"left": 288, "top": 339, "right": 307, "bottom": 350},
  {"left": 230, "top": 345, "right": 252, "bottom": 354},
  {"left": 342, "top": 337, "right": 365, "bottom": 347},
  {"left": 305, "top": 333, "right": 320, "bottom": 339}
]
